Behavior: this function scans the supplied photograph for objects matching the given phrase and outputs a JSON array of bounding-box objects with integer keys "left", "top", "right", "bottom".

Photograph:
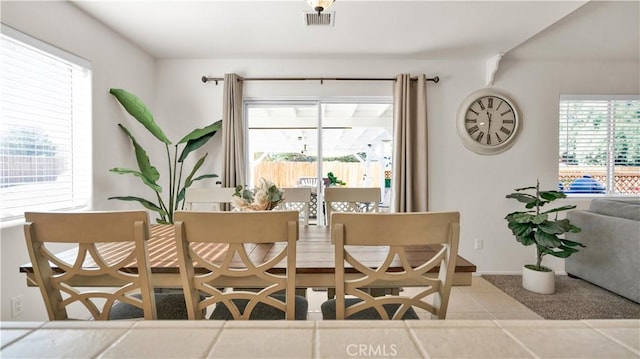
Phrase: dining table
[{"left": 19, "top": 224, "right": 476, "bottom": 289}]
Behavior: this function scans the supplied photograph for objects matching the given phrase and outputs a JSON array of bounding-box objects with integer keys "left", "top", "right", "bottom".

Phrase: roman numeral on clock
[
  {"left": 501, "top": 109, "right": 512, "bottom": 116},
  {"left": 500, "top": 126, "right": 511, "bottom": 135},
  {"left": 495, "top": 132, "right": 503, "bottom": 142},
  {"left": 487, "top": 98, "right": 493, "bottom": 108},
  {"left": 469, "top": 109, "right": 479, "bottom": 116},
  {"left": 475, "top": 131, "right": 484, "bottom": 142},
  {"left": 477, "top": 100, "right": 485, "bottom": 110},
  {"left": 503, "top": 119, "right": 514, "bottom": 124},
  {"left": 487, "top": 133, "right": 492, "bottom": 145},
  {"left": 468, "top": 125, "right": 479, "bottom": 135},
  {"left": 465, "top": 119, "right": 477, "bottom": 123}
]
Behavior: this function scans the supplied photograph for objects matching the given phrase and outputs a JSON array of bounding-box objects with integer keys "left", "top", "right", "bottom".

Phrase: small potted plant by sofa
[{"left": 505, "top": 180, "right": 583, "bottom": 294}]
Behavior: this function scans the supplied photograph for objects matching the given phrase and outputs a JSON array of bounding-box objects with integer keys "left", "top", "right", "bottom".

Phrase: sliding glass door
[{"left": 245, "top": 99, "right": 393, "bottom": 223}]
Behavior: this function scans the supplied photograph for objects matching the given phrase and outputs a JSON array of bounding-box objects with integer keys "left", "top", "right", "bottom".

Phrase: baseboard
[{"left": 474, "top": 271, "right": 569, "bottom": 276}]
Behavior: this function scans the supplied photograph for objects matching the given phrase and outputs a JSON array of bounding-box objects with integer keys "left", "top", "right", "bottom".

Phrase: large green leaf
[
  {"left": 534, "top": 230, "right": 562, "bottom": 248},
  {"left": 108, "top": 196, "right": 166, "bottom": 215},
  {"left": 191, "top": 173, "right": 219, "bottom": 182},
  {"left": 532, "top": 213, "right": 548, "bottom": 224},
  {"left": 182, "top": 153, "right": 208, "bottom": 188},
  {"left": 117, "top": 124, "right": 161, "bottom": 184},
  {"left": 560, "top": 238, "right": 586, "bottom": 248},
  {"left": 541, "top": 204, "right": 577, "bottom": 215},
  {"left": 547, "top": 246, "right": 579, "bottom": 258},
  {"left": 508, "top": 221, "right": 533, "bottom": 237},
  {"left": 513, "top": 186, "right": 537, "bottom": 192},
  {"left": 177, "top": 121, "right": 222, "bottom": 162},
  {"left": 506, "top": 193, "right": 537, "bottom": 204},
  {"left": 110, "top": 88, "right": 171, "bottom": 145},
  {"left": 537, "top": 220, "right": 565, "bottom": 234},
  {"left": 540, "top": 190, "right": 566, "bottom": 201},
  {"left": 177, "top": 120, "right": 222, "bottom": 144},
  {"left": 512, "top": 212, "right": 534, "bottom": 224},
  {"left": 109, "top": 167, "right": 162, "bottom": 193}
]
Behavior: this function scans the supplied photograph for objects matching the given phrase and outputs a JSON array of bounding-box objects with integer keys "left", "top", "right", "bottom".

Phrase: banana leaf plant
[
  {"left": 108, "top": 88, "right": 221, "bottom": 224},
  {"left": 505, "top": 180, "right": 584, "bottom": 272}
]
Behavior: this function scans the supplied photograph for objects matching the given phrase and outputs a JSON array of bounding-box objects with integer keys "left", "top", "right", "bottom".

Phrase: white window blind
[
  {"left": 559, "top": 95, "right": 640, "bottom": 195},
  {"left": 1, "top": 25, "right": 91, "bottom": 222}
]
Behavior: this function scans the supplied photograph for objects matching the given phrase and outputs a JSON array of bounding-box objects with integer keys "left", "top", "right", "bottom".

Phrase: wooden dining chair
[
  {"left": 321, "top": 211, "right": 460, "bottom": 320},
  {"left": 184, "top": 187, "right": 236, "bottom": 211},
  {"left": 324, "top": 187, "right": 381, "bottom": 227},
  {"left": 23, "top": 211, "right": 189, "bottom": 320},
  {"left": 174, "top": 210, "right": 308, "bottom": 320},
  {"left": 275, "top": 187, "right": 312, "bottom": 226}
]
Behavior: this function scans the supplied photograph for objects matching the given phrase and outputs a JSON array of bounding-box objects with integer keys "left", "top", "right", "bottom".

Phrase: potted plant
[
  {"left": 325, "top": 172, "right": 346, "bottom": 187},
  {"left": 505, "top": 180, "right": 583, "bottom": 294},
  {"left": 109, "top": 88, "right": 222, "bottom": 224}
]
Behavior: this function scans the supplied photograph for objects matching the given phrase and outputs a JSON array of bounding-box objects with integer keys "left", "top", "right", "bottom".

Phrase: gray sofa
[{"left": 565, "top": 198, "right": 640, "bottom": 303}]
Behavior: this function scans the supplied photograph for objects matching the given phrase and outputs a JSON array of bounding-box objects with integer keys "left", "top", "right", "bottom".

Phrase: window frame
[
  {"left": 1, "top": 24, "right": 92, "bottom": 223},
  {"left": 559, "top": 94, "right": 640, "bottom": 197}
]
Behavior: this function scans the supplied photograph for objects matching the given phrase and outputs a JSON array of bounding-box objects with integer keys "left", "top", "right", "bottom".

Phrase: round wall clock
[{"left": 456, "top": 88, "right": 521, "bottom": 155}]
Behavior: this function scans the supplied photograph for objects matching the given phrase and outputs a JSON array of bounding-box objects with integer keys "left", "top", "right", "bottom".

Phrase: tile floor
[{"left": 305, "top": 275, "right": 543, "bottom": 320}]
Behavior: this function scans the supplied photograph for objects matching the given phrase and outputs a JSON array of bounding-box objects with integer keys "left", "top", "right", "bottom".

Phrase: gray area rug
[{"left": 482, "top": 275, "right": 640, "bottom": 320}]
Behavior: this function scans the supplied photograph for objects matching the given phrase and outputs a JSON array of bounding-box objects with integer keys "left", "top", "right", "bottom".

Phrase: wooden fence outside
[
  {"left": 559, "top": 166, "right": 640, "bottom": 194},
  {"left": 0, "top": 156, "right": 65, "bottom": 187},
  {"left": 252, "top": 162, "right": 384, "bottom": 188}
]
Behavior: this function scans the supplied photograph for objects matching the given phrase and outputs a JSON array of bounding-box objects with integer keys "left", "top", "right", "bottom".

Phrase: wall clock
[{"left": 456, "top": 88, "right": 521, "bottom": 155}]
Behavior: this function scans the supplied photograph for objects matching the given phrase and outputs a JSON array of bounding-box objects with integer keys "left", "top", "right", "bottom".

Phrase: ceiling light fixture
[{"left": 307, "top": 0, "right": 335, "bottom": 15}]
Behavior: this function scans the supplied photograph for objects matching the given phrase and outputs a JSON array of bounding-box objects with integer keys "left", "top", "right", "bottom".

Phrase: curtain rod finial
[
  {"left": 432, "top": 76, "right": 439, "bottom": 83},
  {"left": 201, "top": 76, "right": 208, "bottom": 83}
]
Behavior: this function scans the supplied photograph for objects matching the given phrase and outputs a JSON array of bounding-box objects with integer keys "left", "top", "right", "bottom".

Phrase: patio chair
[
  {"left": 275, "top": 187, "right": 312, "bottom": 226},
  {"left": 184, "top": 187, "right": 237, "bottom": 211}
]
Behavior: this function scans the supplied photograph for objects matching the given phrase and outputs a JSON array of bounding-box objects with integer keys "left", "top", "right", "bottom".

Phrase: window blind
[
  {"left": 559, "top": 95, "right": 640, "bottom": 195},
  {"left": 0, "top": 25, "right": 91, "bottom": 221}
]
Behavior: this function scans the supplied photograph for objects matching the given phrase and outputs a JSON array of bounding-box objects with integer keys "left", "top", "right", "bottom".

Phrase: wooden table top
[{"left": 20, "top": 224, "right": 476, "bottom": 287}]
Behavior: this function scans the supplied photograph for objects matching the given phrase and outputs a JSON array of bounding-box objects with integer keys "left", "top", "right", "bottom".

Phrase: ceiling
[{"left": 71, "top": 0, "right": 589, "bottom": 60}]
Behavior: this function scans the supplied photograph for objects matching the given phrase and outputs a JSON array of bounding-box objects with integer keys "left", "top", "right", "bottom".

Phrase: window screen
[
  {"left": 559, "top": 95, "right": 640, "bottom": 195},
  {"left": 1, "top": 25, "right": 91, "bottom": 221}
]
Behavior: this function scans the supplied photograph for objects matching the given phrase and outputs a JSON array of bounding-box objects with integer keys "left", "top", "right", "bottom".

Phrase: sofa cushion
[{"left": 589, "top": 198, "right": 640, "bottom": 221}]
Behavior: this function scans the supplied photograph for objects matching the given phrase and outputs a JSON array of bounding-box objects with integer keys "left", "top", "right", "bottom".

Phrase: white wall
[
  {"left": 1, "top": 0, "right": 156, "bottom": 321},
  {"left": 152, "top": 56, "right": 639, "bottom": 278},
  {"left": 1, "top": 0, "right": 638, "bottom": 322}
]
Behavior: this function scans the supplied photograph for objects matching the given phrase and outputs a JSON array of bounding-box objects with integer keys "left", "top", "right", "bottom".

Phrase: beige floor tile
[
  {"left": 457, "top": 276, "right": 503, "bottom": 293},
  {"left": 490, "top": 311, "right": 543, "bottom": 320},
  {"left": 316, "top": 327, "right": 421, "bottom": 358},
  {"left": 592, "top": 327, "right": 640, "bottom": 354},
  {"left": 1, "top": 328, "right": 128, "bottom": 359},
  {"left": 99, "top": 327, "right": 220, "bottom": 358},
  {"left": 445, "top": 291, "right": 488, "bottom": 313},
  {"left": 469, "top": 292, "right": 531, "bottom": 313},
  {"left": 444, "top": 312, "right": 496, "bottom": 320},
  {"left": 410, "top": 327, "right": 533, "bottom": 358},
  {"left": 1, "top": 330, "right": 32, "bottom": 349},
  {"left": 210, "top": 327, "right": 313, "bottom": 358},
  {"left": 505, "top": 327, "right": 638, "bottom": 358}
]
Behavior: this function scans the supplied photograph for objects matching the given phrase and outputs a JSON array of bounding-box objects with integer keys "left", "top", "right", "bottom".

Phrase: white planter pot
[{"left": 522, "top": 265, "right": 555, "bottom": 294}]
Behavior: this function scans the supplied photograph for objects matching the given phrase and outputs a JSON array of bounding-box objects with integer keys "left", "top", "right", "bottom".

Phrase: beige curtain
[
  {"left": 222, "top": 73, "right": 246, "bottom": 188},
  {"left": 392, "top": 74, "right": 428, "bottom": 212}
]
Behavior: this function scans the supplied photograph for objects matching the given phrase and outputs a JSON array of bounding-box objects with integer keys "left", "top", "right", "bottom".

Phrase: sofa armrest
[{"left": 565, "top": 210, "right": 640, "bottom": 303}]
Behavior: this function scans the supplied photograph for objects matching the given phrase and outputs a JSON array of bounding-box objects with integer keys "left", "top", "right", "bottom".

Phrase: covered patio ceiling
[{"left": 247, "top": 103, "right": 393, "bottom": 157}]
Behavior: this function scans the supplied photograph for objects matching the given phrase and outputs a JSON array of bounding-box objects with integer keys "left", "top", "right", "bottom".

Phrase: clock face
[
  {"left": 464, "top": 95, "right": 516, "bottom": 146},
  {"left": 456, "top": 89, "right": 520, "bottom": 155}
]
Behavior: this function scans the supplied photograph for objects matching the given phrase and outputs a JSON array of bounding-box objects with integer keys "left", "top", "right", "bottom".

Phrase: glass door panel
[{"left": 246, "top": 100, "right": 393, "bottom": 224}]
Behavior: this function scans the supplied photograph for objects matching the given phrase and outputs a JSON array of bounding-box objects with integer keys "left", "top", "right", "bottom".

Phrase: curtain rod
[{"left": 201, "top": 75, "right": 439, "bottom": 85}]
